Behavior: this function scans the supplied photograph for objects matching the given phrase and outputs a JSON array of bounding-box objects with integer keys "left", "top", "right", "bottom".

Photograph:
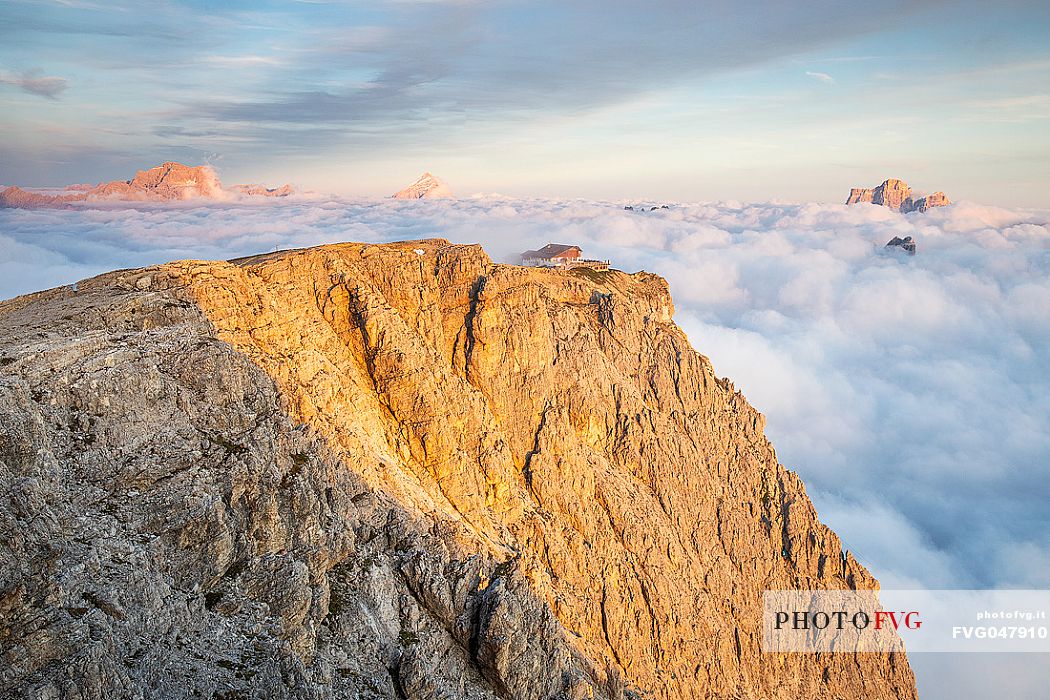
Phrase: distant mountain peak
[
  {"left": 392, "top": 172, "right": 453, "bottom": 199},
  {"left": 0, "top": 161, "right": 294, "bottom": 208},
  {"left": 846, "top": 178, "right": 951, "bottom": 213}
]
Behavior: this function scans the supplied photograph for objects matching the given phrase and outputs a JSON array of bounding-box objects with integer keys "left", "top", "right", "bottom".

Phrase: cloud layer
[{"left": 2, "top": 196, "right": 1048, "bottom": 696}]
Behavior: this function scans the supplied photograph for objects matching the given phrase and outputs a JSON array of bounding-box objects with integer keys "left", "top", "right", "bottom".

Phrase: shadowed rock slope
[{"left": 0, "top": 240, "right": 917, "bottom": 700}]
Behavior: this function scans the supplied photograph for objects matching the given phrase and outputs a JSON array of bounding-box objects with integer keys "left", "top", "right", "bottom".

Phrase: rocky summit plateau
[
  {"left": 846, "top": 178, "right": 951, "bottom": 213},
  {"left": 0, "top": 241, "right": 916, "bottom": 700},
  {"left": 0, "top": 162, "right": 295, "bottom": 209}
]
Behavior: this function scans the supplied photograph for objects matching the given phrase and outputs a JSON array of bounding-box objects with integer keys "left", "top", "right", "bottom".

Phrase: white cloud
[
  {"left": 202, "top": 55, "right": 282, "bottom": 67},
  {"left": 2, "top": 194, "right": 1049, "bottom": 689},
  {"left": 0, "top": 68, "right": 69, "bottom": 98},
  {"left": 805, "top": 70, "right": 835, "bottom": 83}
]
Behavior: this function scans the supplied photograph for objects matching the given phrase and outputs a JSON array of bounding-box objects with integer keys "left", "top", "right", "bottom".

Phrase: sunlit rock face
[
  {"left": 89, "top": 162, "right": 225, "bottom": 201},
  {"left": 0, "top": 240, "right": 916, "bottom": 700},
  {"left": 907, "top": 190, "right": 951, "bottom": 212},
  {"left": 0, "top": 162, "right": 293, "bottom": 208},
  {"left": 846, "top": 178, "right": 951, "bottom": 212},
  {"left": 392, "top": 172, "right": 454, "bottom": 199}
]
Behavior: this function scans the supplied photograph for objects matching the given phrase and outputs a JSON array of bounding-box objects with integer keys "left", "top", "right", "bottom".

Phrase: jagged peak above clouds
[
  {"left": 846, "top": 178, "right": 951, "bottom": 213},
  {"left": 0, "top": 162, "right": 295, "bottom": 208},
  {"left": 392, "top": 172, "right": 454, "bottom": 199}
]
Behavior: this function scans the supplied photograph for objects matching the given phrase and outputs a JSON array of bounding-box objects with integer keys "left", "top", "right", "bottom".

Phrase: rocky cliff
[
  {"left": 846, "top": 178, "right": 950, "bottom": 212},
  {"left": 0, "top": 162, "right": 294, "bottom": 208},
  {"left": 0, "top": 241, "right": 916, "bottom": 700}
]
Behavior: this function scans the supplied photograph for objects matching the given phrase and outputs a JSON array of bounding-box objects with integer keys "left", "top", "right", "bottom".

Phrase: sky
[
  {"left": 2, "top": 194, "right": 1049, "bottom": 697},
  {"left": 2, "top": 0, "right": 1049, "bottom": 206}
]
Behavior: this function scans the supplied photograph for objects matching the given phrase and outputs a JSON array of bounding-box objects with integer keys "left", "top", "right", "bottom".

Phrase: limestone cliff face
[
  {"left": 846, "top": 178, "right": 950, "bottom": 212},
  {"left": 909, "top": 191, "right": 950, "bottom": 212},
  {"left": 0, "top": 241, "right": 916, "bottom": 700}
]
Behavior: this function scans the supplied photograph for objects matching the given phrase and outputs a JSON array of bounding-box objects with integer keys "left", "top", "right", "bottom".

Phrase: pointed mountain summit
[{"left": 391, "top": 172, "right": 454, "bottom": 199}]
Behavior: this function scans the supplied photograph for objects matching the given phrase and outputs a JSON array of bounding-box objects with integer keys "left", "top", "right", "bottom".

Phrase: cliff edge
[{"left": 0, "top": 240, "right": 916, "bottom": 699}]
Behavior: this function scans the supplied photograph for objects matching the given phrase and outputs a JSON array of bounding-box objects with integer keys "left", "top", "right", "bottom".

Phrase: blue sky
[{"left": 1, "top": 0, "right": 1048, "bottom": 205}]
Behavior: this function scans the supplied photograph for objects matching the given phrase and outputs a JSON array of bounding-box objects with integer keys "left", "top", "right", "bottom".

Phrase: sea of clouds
[{"left": 2, "top": 196, "right": 1048, "bottom": 697}]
